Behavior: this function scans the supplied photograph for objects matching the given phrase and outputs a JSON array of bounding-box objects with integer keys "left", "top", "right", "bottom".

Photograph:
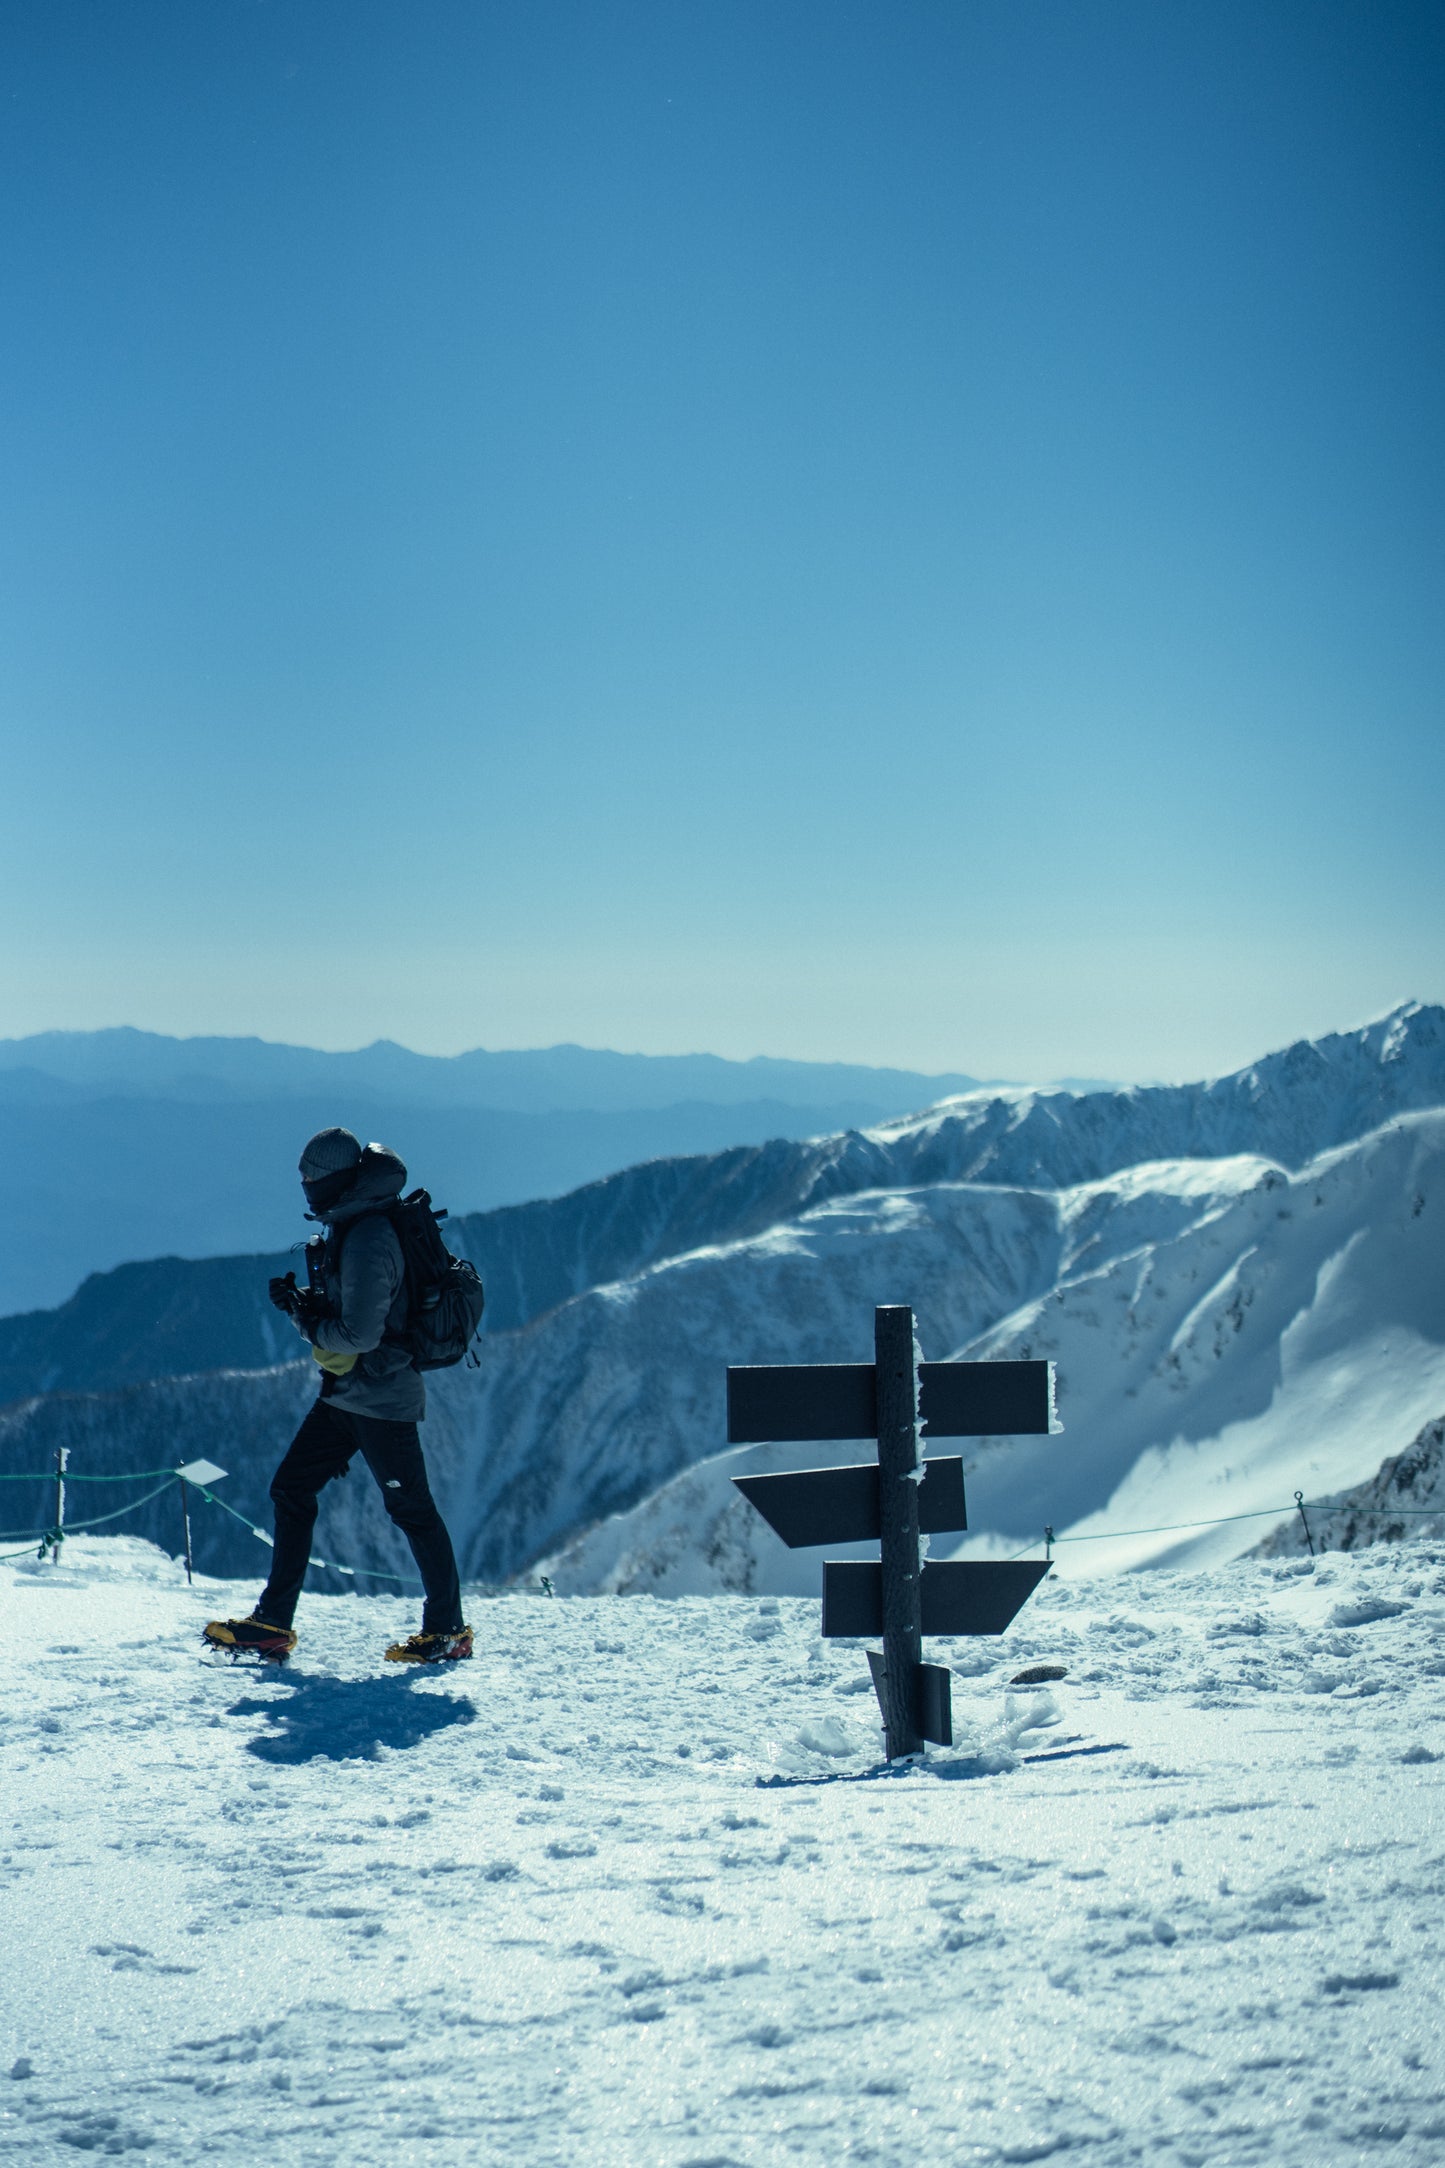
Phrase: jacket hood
[{"left": 317, "top": 1142, "right": 409, "bottom": 1225}]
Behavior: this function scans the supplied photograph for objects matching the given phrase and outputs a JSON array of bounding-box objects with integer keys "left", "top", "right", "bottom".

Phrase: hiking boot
[
  {"left": 384, "top": 1626, "right": 474, "bottom": 1665},
  {"left": 203, "top": 1614, "right": 297, "bottom": 1664}
]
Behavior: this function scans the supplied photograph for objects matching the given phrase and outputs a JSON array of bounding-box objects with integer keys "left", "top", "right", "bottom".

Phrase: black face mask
[{"left": 302, "top": 1164, "right": 359, "bottom": 1217}]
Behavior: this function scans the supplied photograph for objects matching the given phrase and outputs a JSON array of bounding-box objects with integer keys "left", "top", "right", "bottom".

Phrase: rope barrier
[
  {"left": 1008, "top": 1497, "right": 1445, "bottom": 1557},
  {"left": 1055, "top": 1503, "right": 1305, "bottom": 1543},
  {"left": 1, "top": 1454, "right": 1439, "bottom": 1581},
  {"left": 0, "top": 1466, "right": 422, "bottom": 1588},
  {"left": 0, "top": 1475, "right": 182, "bottom": 1545},
  {"left": 192, "top": 1485, "right": 422, "bottom": 1587},
  {"left": 0, "top": 1469, "right": 179, "bottom": 1483}
]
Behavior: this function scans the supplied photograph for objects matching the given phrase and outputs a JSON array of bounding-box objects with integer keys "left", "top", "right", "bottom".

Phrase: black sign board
[
  {"left": 867, "top": 1648, "right": 953, "bottom": 1748},
  {"left": 821, "top": 1558, "right": 1053, "bottom": 1639},
  {"left": 726, "top": 1359, "right": 1054, "bottom": 1446},
  {"left": 727, "top": 1308, "right": 1058, "bottom": 1758},
  {"left": 732, "top": 1456, "right": 967, "bottom": 1549}
]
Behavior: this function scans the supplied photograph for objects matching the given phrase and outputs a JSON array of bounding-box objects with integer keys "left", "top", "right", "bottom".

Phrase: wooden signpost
[{"left": 727, "top": 1305, "right": 1057, "bottom": 1759}]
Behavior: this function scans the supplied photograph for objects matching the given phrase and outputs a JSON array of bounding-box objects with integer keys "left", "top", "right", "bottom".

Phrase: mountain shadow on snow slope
[{"left": 1, "top": 1003, "right": 1442, "bottom": 1408}]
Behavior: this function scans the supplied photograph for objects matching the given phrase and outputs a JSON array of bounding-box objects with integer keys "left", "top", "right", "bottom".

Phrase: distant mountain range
[
  {"left": 0, "top": 1026, "right": 992, "bottom": 1112},
  {"left": 1, "top": 1003, "right": 1441, "bottom": 1597},
  {"left": 0, "top": 1027, "right": 1003, "bottom": 1312}
]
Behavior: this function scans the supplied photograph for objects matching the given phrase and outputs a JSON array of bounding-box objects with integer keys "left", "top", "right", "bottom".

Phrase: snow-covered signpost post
[
  {"left": 727, "top": 1305, "right": 1058, "bottom": 1759},
  {"left": 874, "top": 1306, "right": 924, "bottom": 1757},
  {"left": 48, "top": 1446, "right": 69, "bottom": 1563}
]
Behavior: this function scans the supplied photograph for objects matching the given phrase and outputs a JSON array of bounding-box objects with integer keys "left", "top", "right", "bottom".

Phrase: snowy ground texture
[{"left": 3, "top": 1538, "right": 1445, "bottom": 2166}]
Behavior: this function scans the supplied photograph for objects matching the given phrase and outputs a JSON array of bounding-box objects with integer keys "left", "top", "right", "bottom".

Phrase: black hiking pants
[{"left": 258, "top": 1401, "right": 463, "bottom": 1635}]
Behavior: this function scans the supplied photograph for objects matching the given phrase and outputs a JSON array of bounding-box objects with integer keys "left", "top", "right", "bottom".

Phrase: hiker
[{"left": 204, "top": 1127, "right": 473, "bottom": 1666}]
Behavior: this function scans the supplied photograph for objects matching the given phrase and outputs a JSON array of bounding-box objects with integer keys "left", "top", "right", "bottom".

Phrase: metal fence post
[{"left": 1294, "top": 1490, "right": 1316, "bottom": 1557}]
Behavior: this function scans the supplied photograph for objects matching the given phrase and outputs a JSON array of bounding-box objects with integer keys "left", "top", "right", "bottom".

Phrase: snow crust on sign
[{"left": 3, "top": 1537, "right": 1445, "bottom": 2165}]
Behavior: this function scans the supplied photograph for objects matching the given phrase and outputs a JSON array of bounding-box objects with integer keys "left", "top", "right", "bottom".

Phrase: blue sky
[{"left": 1, "top": 0, "right": 1440, "bottom": 1081}]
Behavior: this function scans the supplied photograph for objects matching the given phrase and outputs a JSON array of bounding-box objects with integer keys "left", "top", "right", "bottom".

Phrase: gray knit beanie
[{"left": 298, "top": 1127, "right": 363, "bottom": 1181}]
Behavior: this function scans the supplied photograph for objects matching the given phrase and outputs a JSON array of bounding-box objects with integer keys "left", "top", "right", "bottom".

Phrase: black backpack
[{"left": 382, "top": 1190, "right": 486, "bottom": 1370}]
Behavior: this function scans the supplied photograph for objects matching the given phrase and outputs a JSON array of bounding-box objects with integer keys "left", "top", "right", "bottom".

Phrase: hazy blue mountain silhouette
[
  {"left": 0, "top": 1029, "right": 996, "bottom": 1311},
  {"left": 0, "top": 1026, "right": 982, "bottom": 1113}
]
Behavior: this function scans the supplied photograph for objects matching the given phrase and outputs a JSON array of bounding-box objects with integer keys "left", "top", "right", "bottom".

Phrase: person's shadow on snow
[{"left": 228, "top": 1672, "right": 476, "bottom": 1765}]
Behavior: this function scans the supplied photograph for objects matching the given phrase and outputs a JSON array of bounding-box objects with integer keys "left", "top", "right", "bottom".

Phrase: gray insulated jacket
[{"left": 295, "top": 1145, "right": 425, "bottom": 1422}]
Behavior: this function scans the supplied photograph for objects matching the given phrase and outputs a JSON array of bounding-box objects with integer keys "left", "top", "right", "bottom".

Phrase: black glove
[
  {"left": 294, "top": 1288, "right": 331, "bottom": 1338},
  {"left": 268, "top": 1273, "right": 301, "bottom": 1316}
]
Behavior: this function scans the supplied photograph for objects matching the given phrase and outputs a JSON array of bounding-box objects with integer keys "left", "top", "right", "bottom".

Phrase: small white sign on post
[
  {"left": 176, "top": 1460, "right": 227, "bottom": 1488},
  {"left": 175, "top": 1462, "right": 227, "bottom": 1586}
]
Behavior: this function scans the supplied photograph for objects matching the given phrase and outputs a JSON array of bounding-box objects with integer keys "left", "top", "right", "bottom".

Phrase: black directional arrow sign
[
  {"left": 727, "top": 1310, "right": 1058, "bottom": 1758},
  {"left": 732, "top": 1456, "right": 969, "bottom": 1549},
  {"left": 726, "top": 1359, "right": 1054, "bottom": 1448}
]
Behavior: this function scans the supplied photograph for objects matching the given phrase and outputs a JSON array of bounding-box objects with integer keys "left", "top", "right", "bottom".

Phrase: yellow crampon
[
  {"left": 384, "top": 1626, "right": 474, "bottom": 1664},
  {"left": 202, "top": 1615, "right": 297, "bottom": 1663}
]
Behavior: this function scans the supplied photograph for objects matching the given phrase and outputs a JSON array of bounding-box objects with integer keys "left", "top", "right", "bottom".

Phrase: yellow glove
[{"left": 311, "top": 1345, "right": 359, "bottom": 1377}]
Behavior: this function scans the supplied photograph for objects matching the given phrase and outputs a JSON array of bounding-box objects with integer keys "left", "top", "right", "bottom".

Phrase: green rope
[
  {"left": 0, "top": 1475, "right": 181, "bottom": 1544},
  {"left": 0, "top": 1474, "right": 422, "bottom": 1588},
  {"left": 1053, "top": 1503, "right": 1300, "bottom": 1543},
  {"left": 194, "top": 1486, "right": 422, "bottom": 1588},
  {"left": 2, "top": 1455, "right": 1435, "bottom": 1582},
  {"left": 0, "top": 1469, "right": 178, "bottom": 1483},
  {"left": 1015, "top": 1496, "right": 1445, "bottom": 1554},
  {"left": 0, "top": 1475, "right": 423, "bottom": 1588}
]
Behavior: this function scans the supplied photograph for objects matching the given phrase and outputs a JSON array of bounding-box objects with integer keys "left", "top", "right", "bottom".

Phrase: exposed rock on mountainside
[{"left": 1256, "top": 1413, "right": 1445, "bottom": 1557}]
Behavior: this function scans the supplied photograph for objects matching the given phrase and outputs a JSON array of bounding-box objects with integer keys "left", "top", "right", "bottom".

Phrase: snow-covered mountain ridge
[
  {"left": 536, "top": 1106, "right": 1445, "bottom": 1591},
  {"left": 458, "top": 1000, "right": 1445, "bottom": 1342},
  {"left": 2, "top": 1001, "right": 1442, "bottom": 1404},
  {"left": 6, "top": 1092, "right": 1442, "bottom": 1597}
]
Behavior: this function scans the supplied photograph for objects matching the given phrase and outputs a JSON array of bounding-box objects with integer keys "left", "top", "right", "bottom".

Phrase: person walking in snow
[{"left": 204, "top": 1127, "right": 472, "bottom": 1666}]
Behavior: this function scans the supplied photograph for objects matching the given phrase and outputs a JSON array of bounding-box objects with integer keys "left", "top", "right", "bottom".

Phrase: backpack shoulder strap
[{"left": 329, "top": 1206, "right": 402, "bottom": 1271}]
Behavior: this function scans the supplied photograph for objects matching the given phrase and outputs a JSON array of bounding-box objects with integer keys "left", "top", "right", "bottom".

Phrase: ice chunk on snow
[
  {"left": 795, "top": 1715, "right": 861, "bottom": 1758},
  {"left": 1328, "top": 1596, "right": 1408, "bottom": 1628}
]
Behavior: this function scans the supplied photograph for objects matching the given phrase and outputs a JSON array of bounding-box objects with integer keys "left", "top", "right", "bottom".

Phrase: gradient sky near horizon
[{"left": 2, "top": 0, "right": 1441, "bottom": 1083}]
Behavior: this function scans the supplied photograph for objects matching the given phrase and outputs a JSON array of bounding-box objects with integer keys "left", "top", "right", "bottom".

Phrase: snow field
[{"left": 2, "top": 1536, "right": 1444, "bottom": 2165}]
